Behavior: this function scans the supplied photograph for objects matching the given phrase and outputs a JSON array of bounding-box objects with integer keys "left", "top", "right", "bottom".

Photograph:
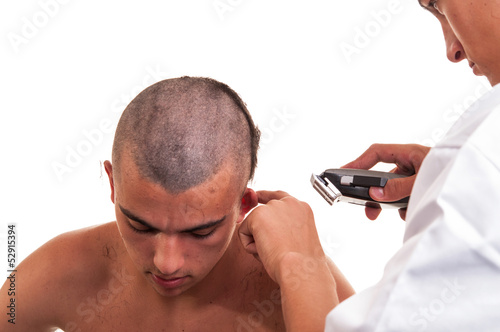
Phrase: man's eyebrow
[
  {"left": 119, "top": 204, "right": 226, "bottom": 233},
  {"left": 119, "top": 205, "right": 158, "bottom": 230},
  {"left": 180, "top": 217, "right": 226, "bottom": 233}
]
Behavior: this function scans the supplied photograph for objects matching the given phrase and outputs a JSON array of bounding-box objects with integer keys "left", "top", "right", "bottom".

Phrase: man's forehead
[{"left": 115, "top": 164, "right": 243, "bottom": 219}]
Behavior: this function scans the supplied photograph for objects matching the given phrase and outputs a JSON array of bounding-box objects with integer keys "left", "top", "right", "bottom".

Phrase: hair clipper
[{"left": 311, "top": 169, "right": 409, "bottom": 209}]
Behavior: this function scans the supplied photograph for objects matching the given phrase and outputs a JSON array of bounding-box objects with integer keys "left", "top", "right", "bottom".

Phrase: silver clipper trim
[{"left": 310, "top": 174, "right": 342, "bottom": 205}]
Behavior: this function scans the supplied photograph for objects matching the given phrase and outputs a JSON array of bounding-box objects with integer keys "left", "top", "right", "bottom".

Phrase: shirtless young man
[{"left": 1, "top": 77, "right": 354, "bottom": 331}]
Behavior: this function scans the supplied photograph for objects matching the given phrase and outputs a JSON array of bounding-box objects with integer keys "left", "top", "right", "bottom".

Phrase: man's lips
[
  {"left": 468, "top": 61, "right": 483, "bottom": 76},
  {"left": 151, "top": 274, "right": 188, "bottom": 289}
]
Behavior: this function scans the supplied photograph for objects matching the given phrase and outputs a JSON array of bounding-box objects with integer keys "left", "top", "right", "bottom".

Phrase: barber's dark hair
[{"left": 112, "top": 76, "right": 260, "bottom": 193}]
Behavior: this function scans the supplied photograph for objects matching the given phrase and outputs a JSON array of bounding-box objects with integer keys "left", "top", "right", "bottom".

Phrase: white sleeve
[{"left": 325, "top": 108, "right": 500, "bottom": 331}]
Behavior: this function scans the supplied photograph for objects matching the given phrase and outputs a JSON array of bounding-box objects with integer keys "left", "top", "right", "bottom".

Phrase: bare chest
[
  {"left": 64, "top": 297, "right": 284, "bottom": 331},
  {"left": 62, "top": 275, "right": 284, "bottom": 332}
]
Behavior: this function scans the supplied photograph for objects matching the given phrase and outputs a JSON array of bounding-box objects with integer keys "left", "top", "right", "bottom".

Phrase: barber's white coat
[{"left": 325, "top": 84, "right": 500, "bottom": 331}]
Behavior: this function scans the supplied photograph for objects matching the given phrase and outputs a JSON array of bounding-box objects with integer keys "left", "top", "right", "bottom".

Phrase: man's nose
[
  {"left": 154, "top": 235, "right": 185, "bottom": 276},
  {"left": 442, "top": 22, "right": 466, "bottom": 63}
]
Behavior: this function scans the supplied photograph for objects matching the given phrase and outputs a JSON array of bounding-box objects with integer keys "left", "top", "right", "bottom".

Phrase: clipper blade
[{"left": 310, "top": 174, "right": 342, "bottom": 205}]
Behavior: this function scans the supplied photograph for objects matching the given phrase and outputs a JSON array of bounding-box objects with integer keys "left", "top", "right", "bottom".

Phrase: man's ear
[
  {"left": 237, "top": 188, "right": 258, "bottom": 223},
  {"left": 103, "top": 160, "right": 115, "bottom": 204}
]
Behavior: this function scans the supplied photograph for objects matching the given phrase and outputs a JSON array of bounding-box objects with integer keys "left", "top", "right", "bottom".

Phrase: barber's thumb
[
  {"left": 369, "top": 187, "right": 386, "bottom": 201},
  {"left": 369, "top": 177, "right": 412, "bottom": 202}
]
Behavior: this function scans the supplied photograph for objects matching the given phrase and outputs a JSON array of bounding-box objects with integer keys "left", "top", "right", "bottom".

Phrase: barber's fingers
[
  {"left": 238, "top": 217, "right": 258, "bottom": 256},
  {"left": 364, "top": 176, "right": 414, "bottom": 221},
  {"left": 238, "top": 193, "right": 322, "bottom": 282},
  {"left": 239, "top": 190, "right": 291, "bottom": 256},
  {"left": 365, "top": 206, "right": 407, "bottom": 221},
  {"left": 342, "top": 144, "right": 407, "bottom": 170},
  {"left": 398, "top": 208, "right": 407, "bottom": 221},
  {"left": 369, "top": 174, "right": 416, "bottom": 202},
  {"left": 365, "top": 206, "right": 382, "bottom": 221},
  {"left": 365, "top": 169, "right": 414, "bottom": 221},
  {"left": 238, "top": 196, "right": 280, "bottom": 257},
  {"left": 345, "top": 144, "right": 429, "bottom": 222},
  {"left": 256, "top": 190, "right": 290, "bottom": 204},
  {"left": 343, "top": 143, "right": 430, "bottom": 176}
]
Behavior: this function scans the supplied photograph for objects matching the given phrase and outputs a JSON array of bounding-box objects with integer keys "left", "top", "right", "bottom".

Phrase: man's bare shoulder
[
  {"left": 23, "top": 222, "right": 123, "bottom": 284},
  {"left": 0, "top": 222, "right": 126, "bottom": 331}
]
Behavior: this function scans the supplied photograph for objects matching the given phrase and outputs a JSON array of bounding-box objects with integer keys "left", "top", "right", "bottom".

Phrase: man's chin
[{"left": 470, "top": 62, "right": 485, "bottom": 78}]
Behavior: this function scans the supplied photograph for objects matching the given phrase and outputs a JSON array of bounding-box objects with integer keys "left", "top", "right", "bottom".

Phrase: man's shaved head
[{"left": 112, "top": 76, "right": 260, "bottom": 193}]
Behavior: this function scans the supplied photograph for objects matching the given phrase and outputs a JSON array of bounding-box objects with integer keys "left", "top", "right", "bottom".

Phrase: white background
[{"left": 0, "top": 0, "right": 489, "bottom": 300}]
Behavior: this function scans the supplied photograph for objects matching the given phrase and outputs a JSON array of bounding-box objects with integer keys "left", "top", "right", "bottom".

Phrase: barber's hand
[
  {"left": 238, "top": 190, "right": 324, "bottom": 283},
  {"left": 239, "top": 191, "right": 339, "bottom": 332},
  {"left": 343, "top": 144, "right": 430, "bottom": 221}
]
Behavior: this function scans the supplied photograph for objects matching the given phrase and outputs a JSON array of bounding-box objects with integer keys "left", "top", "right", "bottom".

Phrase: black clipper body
[{"left": 311, "top": 168, "right": 409, "bottom": 209}]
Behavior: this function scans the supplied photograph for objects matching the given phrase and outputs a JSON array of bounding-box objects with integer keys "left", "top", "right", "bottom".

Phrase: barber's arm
[
  {"left": 237, "top": 144, "right": 427, "bottom": 331},
  {"left": 239, "top": 191, "right": 345, "bottom": 332},
  {"left": 343, "top": 143, "right": 430, "bottom": 220}
]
